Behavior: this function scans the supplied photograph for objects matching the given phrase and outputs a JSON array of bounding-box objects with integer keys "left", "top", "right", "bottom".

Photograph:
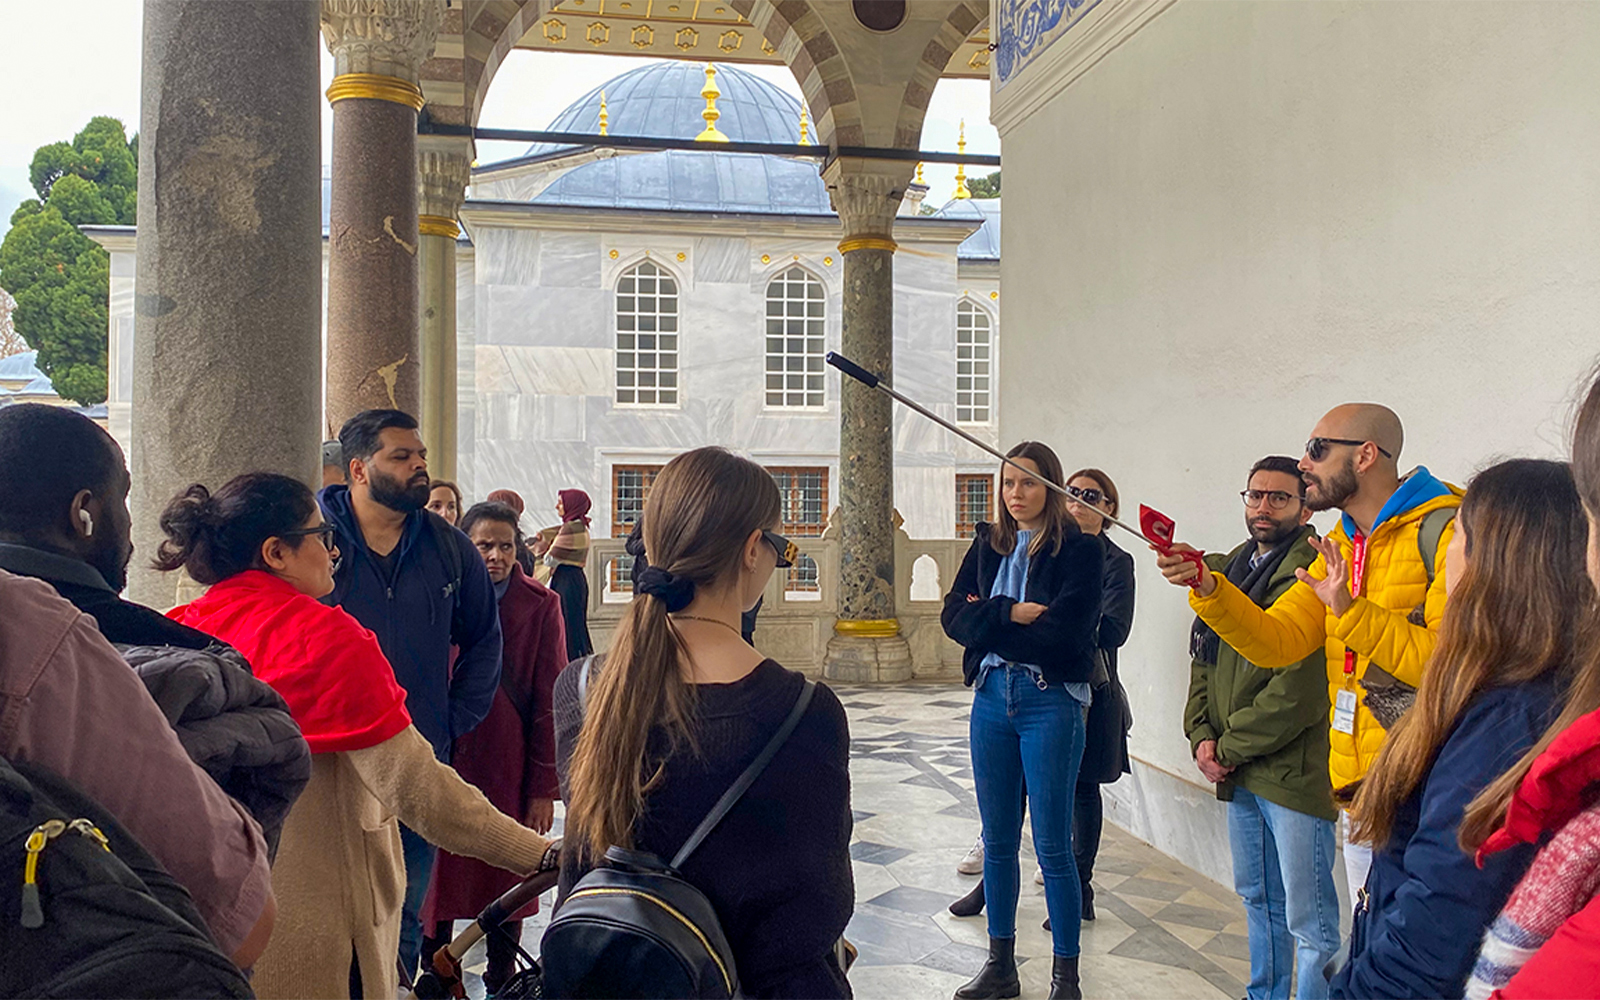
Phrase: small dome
[
  {"left": 20, "top": 375, "right": 56, "bottom": 395},
  {"left": 526, "top": 61, "right": 804, "bottom": 158},
  {"left": 0, "top": 351, "right": 43, "bottom": 379},
  {"left": 933, "top": 198, "right": 1002, "bottom": 260}
]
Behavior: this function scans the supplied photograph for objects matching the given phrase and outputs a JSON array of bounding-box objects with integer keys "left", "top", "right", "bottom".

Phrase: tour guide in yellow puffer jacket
[{"left": 1156, "top": 403, "right": 1461, "bottom": 900}]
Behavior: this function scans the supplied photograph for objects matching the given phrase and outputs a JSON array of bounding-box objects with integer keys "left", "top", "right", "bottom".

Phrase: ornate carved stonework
[
  {"left": 321, "top": 0, "right": 444, "bottom": 81},
  {"left": 417, "top": 138, "right": 472, "bottom": 219},
  {"left": 822, "top": 159, "right": 914, "bottom": 242}
]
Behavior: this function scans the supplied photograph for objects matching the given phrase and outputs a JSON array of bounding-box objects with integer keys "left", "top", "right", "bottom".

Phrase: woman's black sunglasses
[
  {"left": 1068, "top": 487, "right": 1106, "bottom": 508},
  {"left": 1305, "top": 437, "right": 1393, "bottom": 462},
  {"left": 762, "top": 530, "right": 798, "bottom": 569},
  {"left": 281, "top": 523, "right": 339, "bottom": 551}
]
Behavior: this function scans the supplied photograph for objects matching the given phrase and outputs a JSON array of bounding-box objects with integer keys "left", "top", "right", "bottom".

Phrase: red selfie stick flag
[{"left": 1140, "top": 505, "right": 1206, "bottom": 589}]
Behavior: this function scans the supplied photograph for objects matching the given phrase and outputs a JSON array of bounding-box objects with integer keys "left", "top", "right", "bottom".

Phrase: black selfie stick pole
[{"left": 824, "top": 352, "right": 1147, "bottom": 539}]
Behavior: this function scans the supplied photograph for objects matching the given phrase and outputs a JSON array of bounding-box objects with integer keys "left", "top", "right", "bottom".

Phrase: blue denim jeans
[
  {"left": 398, "top": 824, "right": 437, "bottom": 983},
  {"left": 1228, "top": 788, "right": 1340, "bottom": 1000},
  {"left": 971, "top": 665, "right": 1088, "bottom": 958}
]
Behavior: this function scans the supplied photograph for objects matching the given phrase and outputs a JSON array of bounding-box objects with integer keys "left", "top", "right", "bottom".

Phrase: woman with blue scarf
[{"left": 942, "top": 441, "right": 1106, "bottom": 1000}]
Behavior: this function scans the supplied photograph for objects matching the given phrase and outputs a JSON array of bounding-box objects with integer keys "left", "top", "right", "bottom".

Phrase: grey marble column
[
  {"left": 417, "top": 138, "right": 471, "bottom": 481},
  {"left": 320, "top": 0, "right": 442, "bottom": 430},
  {"left": 130, "top": 0, "right": 322, "bottom": 608},
  {"left": 822, "top": 161, "right": 915, "bottom": 682}
]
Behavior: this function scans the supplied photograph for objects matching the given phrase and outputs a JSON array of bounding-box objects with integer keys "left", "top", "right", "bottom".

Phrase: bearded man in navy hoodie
[{"left": 319, "top": 408, "right": 503, "bottom": 986}]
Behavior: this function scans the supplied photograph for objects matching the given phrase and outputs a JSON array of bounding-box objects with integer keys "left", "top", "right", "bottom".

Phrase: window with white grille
[
  {"left": 956, "top": 474, "right": 995, "bottom": 538},
  {"left": 609, "top": 465, "right": 662, "bottom": 592},
  {"left": 616, "top": 261, "right": 679, "bottom": 406},
  {"left": 956, "top": 300, "right": 993, "bottom": 424},
  {"left": 764, "top": 267, "right": 826, "bottom": 408}
]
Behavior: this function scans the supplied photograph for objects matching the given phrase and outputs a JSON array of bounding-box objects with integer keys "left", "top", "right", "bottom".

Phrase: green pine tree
[{"left": 0, "top": 116, "right": 137, "bottom": 405}]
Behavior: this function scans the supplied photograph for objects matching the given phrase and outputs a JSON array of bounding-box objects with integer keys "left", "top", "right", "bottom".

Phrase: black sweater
[
  {"left": 941, "top": 522, "right": 1106, "bottom": 687},
  {"left": 553, "top": 658, "right": 855, "bottom": 999}
]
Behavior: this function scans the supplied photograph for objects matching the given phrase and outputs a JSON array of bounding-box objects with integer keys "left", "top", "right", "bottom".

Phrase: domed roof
[
  {"left": 933, "top": 198, "right": 1002, "bottom": 260},
  {"left": 533, "top": 149, "right": 832, "bottom": 215},
  {"left": 0, "top": 351, "right": 43, "bottom": 379},
  {"left": 525, "top": 61, "right": 804, "bottom": 158}
]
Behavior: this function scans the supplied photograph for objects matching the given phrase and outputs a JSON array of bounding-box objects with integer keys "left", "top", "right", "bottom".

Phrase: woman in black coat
[{"left": 1064, "top": 468, "right": 1136, "bottom": 921}]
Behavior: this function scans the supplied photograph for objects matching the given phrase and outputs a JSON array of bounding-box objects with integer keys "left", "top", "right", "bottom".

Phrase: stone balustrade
[{"left": 582, "top": 534, "right": 974, "bottom": 680}]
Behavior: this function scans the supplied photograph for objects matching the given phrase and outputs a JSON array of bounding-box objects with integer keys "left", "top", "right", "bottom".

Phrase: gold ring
[
  {"left": 837, "top": 236, "right": 898, "bottom": 254},
  {"left": 326, "top": 73, "right": 426, "bottom": 112},
  {"left": 834, "top": 618, "right": 901, "bottom": 638},
  {"left": 418, "top": 215, "right": 461, "bottom": 239}
]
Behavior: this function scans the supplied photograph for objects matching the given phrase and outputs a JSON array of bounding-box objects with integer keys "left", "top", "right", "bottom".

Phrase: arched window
[
  {"left": 956, "top": 299, "right": 993, "bottom": 424},
  {"left": 764, "top": 266, "right": 826, "bottom": 408},
  {"left": 616, "top": 261, "right": 679, "bottom": 406}
]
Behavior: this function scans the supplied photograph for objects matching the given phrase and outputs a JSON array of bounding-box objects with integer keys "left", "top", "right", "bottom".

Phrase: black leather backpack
[
  {"left": 539, "top": 679, "right": 816, "bottom": 999},
  {"left": 0, "top": 755, "right": 254, "bottom": 999}
]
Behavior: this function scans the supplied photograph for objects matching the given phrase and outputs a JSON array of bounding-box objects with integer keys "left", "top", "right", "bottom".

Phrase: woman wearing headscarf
[
  {"left": 487, "top": 488, "right": 538, "bottom": 577},
  {"left": 534, "top": 488, "right": 594, "bottom": 661}
]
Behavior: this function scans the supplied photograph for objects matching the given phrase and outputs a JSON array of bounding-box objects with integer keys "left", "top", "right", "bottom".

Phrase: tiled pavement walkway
[{"left": 456, "top": 682, "right": 1248, "bottom": 999}]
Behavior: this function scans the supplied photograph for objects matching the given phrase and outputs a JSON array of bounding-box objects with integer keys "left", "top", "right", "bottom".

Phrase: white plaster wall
[{"left": 998, "top": 1, "right": 1600, "bottom": 874}]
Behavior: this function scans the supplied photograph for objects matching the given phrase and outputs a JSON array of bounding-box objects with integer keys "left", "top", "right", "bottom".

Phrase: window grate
[
  {"left": 767, "top": 466, "right": 829, "bottom": 591},
  {"left": 956, "top": 474, "right": 995, "bottom": 539},
  {"left": 610, "top": 465, "right": 663, "bottom": 591}
]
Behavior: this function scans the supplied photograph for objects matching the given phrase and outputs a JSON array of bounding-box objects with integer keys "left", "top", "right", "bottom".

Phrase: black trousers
[{"left": 1073, "top": 781, "right": 1103, "bottom": 885}]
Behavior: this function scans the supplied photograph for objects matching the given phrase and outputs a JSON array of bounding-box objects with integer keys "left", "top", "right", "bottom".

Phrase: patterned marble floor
[{"left": 446, "top": 682, "right": 1249, "bottom": 999}]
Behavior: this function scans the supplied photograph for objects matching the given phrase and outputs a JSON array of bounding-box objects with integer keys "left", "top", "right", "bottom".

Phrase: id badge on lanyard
[{"left": 1335, "top": 534, "right": 1367, "bottom": 735}]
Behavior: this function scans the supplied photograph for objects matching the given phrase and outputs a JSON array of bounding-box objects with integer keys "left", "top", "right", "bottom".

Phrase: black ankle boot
[
  {"left": 1047, "top": 955, "right": 1082, "bottom": 1000},
  {"left": 953, "top": 936, "right": 1020, "bottom": 1000},
  {"left": 1081, "top": 881, "right": 1096, "bottom": 921},
  {"left": 949, "top": 879, "right": 986, "bottom": 917}
]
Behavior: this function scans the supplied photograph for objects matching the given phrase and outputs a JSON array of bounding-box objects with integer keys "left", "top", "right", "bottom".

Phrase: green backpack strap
[{"left": 1417, "top": 507, "right": 1456, "bottom": 587}]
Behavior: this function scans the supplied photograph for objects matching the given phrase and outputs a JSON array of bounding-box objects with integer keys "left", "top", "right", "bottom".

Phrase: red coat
[
  {"left": 1479, "top": 704, "right": 1600, "bottom": 999},
  {"left": 423, "top": 566, "right": 566, "bottom": 921}
]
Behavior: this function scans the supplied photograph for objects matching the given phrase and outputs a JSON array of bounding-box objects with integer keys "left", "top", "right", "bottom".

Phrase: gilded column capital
[
  {"left": 418, "top": 137, "right": 472, "bottom": 225},
  {"left": 321, "top": 0, "right": 443, "bottom": 82},
  {"left": 822, "top": 158, "right": 915, "bottom": 251}
]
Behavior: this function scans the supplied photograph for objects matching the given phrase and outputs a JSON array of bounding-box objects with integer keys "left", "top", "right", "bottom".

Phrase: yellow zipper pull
[
  {"left": 67, "top": 819, "right": 111, "bottom": 851},
  {"left": 20, "top": 820, "right": 67, "bottom": 929}
]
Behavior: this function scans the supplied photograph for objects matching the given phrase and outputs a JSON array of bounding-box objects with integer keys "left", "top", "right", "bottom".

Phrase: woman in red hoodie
[
  {"left": 1458, "top": 372, "right": 1600, "bottom": 1000},
  {"left": 160, "top": 473, "right": 555, "bottom": 1000}
]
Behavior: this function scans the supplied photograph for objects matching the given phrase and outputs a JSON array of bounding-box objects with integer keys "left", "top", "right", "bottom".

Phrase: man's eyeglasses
[
  {"left": 1068, "top": 488, "right": 1106, "bottom": 508},
  {"left": 762, "top": 530, "right": 798, "bottom": 569},
  {"left": 1241, "top": 490, "right": 1302, "bottom": 511},
  {"left": 281, "top": 523, "right": 339, "bottom": 551},
  {"left": 1305, "top": 437, "right": 1394, "bottom": 462}
]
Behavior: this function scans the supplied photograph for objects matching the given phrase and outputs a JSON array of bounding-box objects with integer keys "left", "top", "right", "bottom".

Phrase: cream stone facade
[{"left": 995, "top": 0, "right": 1600, "bottom": 884}]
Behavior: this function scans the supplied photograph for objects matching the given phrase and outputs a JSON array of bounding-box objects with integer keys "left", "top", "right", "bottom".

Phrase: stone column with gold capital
[
  {"left": 417, "top": 137, "right": 471, "bottom": 480},
  {"left": 321, "top": 0, "right": 442, "bottom": 432},
  {"left": 822, "top": 159, "right": 916, "bottom": 683}
]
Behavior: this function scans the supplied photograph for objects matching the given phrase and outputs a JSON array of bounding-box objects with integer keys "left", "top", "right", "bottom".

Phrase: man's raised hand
[
  {"left": 1154, "top": 543, "right": 1215, "bottom": 596},
  {"left": 1294, "top": 535, "right": 1353, "bottom": 615}
]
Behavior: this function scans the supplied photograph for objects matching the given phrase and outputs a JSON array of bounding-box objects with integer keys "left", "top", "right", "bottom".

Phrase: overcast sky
[{"left": 0, "top": 2, "right": 999, "bottom": 244}]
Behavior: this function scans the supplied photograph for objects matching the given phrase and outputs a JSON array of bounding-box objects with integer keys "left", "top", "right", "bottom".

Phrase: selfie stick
[{"left": 823, "top": 352, "right": 1145, "bottom": 539}]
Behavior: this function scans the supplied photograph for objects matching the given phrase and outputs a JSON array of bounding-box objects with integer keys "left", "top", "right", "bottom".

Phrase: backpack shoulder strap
[
  {"left": 1417, "top": 507, "right": 1456, "bottom": 587},
  {"left": 671, "top": 679, "right": 816, "bottom": 870},
  {"left": 577, "top": 654, "right": 597, "bottom": 712}
]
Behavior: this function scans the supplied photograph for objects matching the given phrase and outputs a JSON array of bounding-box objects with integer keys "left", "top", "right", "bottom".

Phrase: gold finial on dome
[
  {"left": 696, "top": 63, "right": 729, "bottom": 143},
  {"left": 798, "top": 105, "right": 811, "bottom": 145},
  {"left": 953, "top": 119, "right": 971, "bottom": 200},
  {"left": 598, "top": 89, "right": 608, "bottom": 136},
  {"left": 916, "top": 161, "right": 925, "bottom": 185}
]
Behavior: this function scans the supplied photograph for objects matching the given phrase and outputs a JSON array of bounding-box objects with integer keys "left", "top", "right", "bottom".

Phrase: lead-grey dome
[
  {"left": 525, "top": 61, "right": 804, "bottom": 158},
  {"left": 533, "top": 148, "right": 833, "bottom": 215}
]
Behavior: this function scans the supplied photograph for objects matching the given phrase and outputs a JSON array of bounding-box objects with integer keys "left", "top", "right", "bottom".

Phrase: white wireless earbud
[{"left": 78, "top": 509, "right": 94, "bottom": 537}]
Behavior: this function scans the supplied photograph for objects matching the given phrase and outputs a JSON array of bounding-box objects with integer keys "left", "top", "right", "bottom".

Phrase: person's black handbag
[{"left": 539, "top": 680, "right": 817, "bottom": 999}]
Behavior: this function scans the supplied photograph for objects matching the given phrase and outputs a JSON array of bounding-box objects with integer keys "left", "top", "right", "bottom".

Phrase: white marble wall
[
  {"left": 106, "top": 246, "right": 136, "bottom": 459},
  {"left": 461, "top": 216, "right": 998, "bottom": 544}
]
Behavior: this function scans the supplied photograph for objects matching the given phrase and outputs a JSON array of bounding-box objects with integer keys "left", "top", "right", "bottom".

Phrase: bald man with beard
[{"left": 1157, "top": 403, "right": 1462, "bottom": 908}]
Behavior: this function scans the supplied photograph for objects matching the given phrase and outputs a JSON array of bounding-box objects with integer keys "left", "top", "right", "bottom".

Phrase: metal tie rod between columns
[{"left": 417, "top": 121, "right": 1001, "bottom": 167}]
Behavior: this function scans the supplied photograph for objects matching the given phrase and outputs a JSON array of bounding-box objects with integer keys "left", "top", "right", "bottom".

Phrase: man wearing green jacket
[{"left": 1185, "top": 456, "right": 1339, "bottom": 1000}]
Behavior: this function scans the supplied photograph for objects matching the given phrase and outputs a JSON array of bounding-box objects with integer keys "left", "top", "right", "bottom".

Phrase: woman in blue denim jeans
[{"left": 942, "top": 441, "right": 1107, "bottom": 1000}]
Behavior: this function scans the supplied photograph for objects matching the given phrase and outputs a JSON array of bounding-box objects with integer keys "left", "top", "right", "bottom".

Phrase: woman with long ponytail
[{"left": 553, "top": 447, "right": 854, "bottom": 998}]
